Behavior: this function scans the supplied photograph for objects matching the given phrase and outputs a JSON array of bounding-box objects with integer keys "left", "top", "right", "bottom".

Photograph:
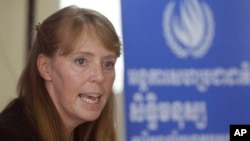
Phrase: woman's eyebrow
[
  {"left": 71, "top": 50, "right": 117, "bottom": 58},
  {"left": 71, "top": 51, "right": 94, "bottom": 56}
]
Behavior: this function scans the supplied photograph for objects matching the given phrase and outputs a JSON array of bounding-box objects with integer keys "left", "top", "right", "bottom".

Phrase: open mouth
[{"left": 79, "top": 93, "right": 100, "bottom": 104}]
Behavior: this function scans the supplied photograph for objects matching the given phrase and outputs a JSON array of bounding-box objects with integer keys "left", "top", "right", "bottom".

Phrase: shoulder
[
  {"left": 0, "top": 115, "right": 29, "bottom": 141},
  {"left": 0, "top": 124, "right": 22, "bottom": 141},
  {"left": 0, "top": 99, "right": 39, "bottom": 141}
]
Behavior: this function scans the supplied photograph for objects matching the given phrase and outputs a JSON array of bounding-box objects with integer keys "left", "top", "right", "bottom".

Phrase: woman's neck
[{"left": 66, "top": 129, "right": 74, "bottom": 141}]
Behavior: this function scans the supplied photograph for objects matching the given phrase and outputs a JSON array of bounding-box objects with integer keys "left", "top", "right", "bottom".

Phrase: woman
[{"left": 0, "top": 5, "right": 121, "bottom": 141}]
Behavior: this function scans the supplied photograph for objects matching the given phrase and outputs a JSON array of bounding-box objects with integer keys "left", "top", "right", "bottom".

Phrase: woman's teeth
[{"left": 79, "top": 94, "right": 100, "bottom": 104}]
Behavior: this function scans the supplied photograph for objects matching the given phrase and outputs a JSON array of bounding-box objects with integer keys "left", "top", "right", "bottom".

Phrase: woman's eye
[
  {"left": 104, "top": 61, "right": 115, "bottom": 69},
  {"left": 75, "top": 58, "right": 86, "bottom": 65}
]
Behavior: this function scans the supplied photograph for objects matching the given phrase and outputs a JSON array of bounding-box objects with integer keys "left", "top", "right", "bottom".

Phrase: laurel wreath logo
[{"left": 162, "top": 0, "right": 215, "bottom": 59}]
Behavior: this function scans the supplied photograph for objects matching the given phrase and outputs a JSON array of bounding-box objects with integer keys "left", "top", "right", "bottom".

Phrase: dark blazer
[{"left": 0, "top": 98, "right": 39, "bottom": 141}]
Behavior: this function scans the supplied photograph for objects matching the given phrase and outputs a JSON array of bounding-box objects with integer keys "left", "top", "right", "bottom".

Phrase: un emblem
[{"left": 162, "top": 0, "right": 215, "bottom": 59}]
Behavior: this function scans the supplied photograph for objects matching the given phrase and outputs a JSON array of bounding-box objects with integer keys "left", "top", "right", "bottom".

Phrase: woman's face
[{"left": 43, "top": 32, "right": 117, "bottom": 129}]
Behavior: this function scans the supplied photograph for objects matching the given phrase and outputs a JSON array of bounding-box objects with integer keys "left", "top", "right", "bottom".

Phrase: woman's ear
[{"left": 37, "top": 54, "right": 52, "bottom": 81}]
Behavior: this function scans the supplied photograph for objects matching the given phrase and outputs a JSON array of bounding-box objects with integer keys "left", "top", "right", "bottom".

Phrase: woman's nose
[{"left": 89, "top": 63, "right": 104, "bottom": 83}]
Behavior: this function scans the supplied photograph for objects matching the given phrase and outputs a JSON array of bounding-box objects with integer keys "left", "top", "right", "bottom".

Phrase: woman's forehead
[
  {"left": 59, "top": 32, "right": 116, "bottom": 57},
  {"left": 58, "top": 23, "right": 119, "bottom": 57}
]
